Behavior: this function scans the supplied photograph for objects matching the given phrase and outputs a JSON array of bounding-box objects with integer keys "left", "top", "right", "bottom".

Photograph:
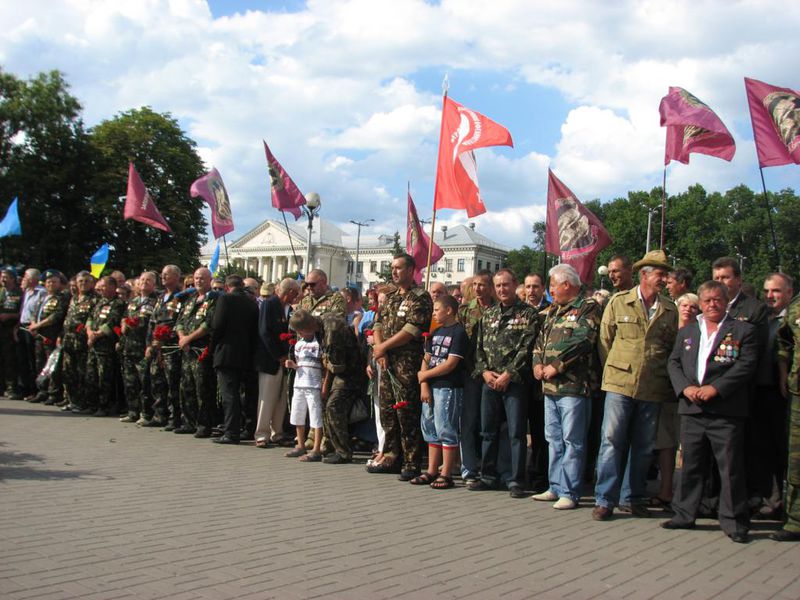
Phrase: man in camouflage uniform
[
  {"left": 118, "top": 271, "right": 158, "bottom": 423},
  {"left": 774, "top": 294, "right": 800, "bottom": 541},
  {"left": 320, "top": 312, "right": 366, "bottom": 464},
  {"left": 369, "top": 254, "right": 433, "bottom": 479},
  {"left": 146, "top": 265, "right": 184, "bottom": 429},
  {"left": 457, "top": 269, "right": 495, "bottom": 482},
  {"left": 28, "top": 269, "right": 67, "bottom": 405},
  {"left": 175, "top": 267, "right": 218, "bottom": 436},
  {"left": 531, "top": 264, "right": 602, "bottom": 509},
  {"left": 0, "top": 267, "right": 22, "bottom": 397},
  {"left": 470, "top": 269, "right": 539, "bottom": 498},
  {"left": 85, "top": 276, "right": 124, "bottom": 416},
  {"left": 60, "top": 272, "right": 97, "bottom": 413}
]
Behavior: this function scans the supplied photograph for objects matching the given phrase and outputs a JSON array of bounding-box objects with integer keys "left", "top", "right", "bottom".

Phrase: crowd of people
[{"left": 2, "top": 248, "right": 799, "bottom": 545}]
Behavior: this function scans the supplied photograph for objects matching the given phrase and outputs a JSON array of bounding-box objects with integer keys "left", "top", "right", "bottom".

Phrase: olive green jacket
[{"left": 598, "top": 287, "right": 678, "bottom": 402}]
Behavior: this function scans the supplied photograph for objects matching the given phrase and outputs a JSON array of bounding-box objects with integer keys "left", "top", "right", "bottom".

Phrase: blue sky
[{"left": 2, "top": 0, "right": 799, "bottom": 250}]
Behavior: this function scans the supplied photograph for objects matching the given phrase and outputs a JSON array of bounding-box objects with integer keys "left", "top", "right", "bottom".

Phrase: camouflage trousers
[
  {"left": 180, "top": 349, "right": 217, "bottom": 434},
  {"left": 150, "top": 347, "right": 182, "bottom": 426},
  {"left": 85, "top": 350, "right": 116, "bottom": 410},
  {"left": 61, "top": 344, "right": 87, "bottom": 407},
  {"left": 34, "top": 338, "right": 62, "bottom": 402},
  {"left": 324, "top": 385, "right": 355, "bottom": 460},
  {"left": 379, "top": 350, "right": 423, "bottom": 471},
  {"left": 786, "top": 395, "right": 800, "bottom": 533},
  {"left": 121, "top": 352, "right": 150, "bottom": 419}
]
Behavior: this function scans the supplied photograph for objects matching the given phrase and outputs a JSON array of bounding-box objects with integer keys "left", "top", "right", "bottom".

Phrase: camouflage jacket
[
  {"left": 777, "top": 294, "right": 800, "bottom": 396},
  {"left": 87, "top": 296, "right": 124, "bottom": 354},
  {"left": 147, "top": 290, "right": 185, "bottom": 345},
  {"left": 374, "top": 284, "right": 433, "bottom": 357},
  {"left": 321, "top": 313, "right": 366, "bottom": 390},
  {"left": 458, "top": 297, "right": 496, "bottom": 375},
  {"left": 62, "top": 292, "right": 98, "bottom": 351},
  {"left": 34, "top": 292, "right": 68, "bottom": 342},
  {"left": 299, "top": 289, "right": 347, "bottom": 320},
  {"left": 120, "top": 292, "right": 158, "bottom": 357},
  {"left": 175, "top": 290, "right": 217, "bottom": 349},
  {"left": 532, "top": 295, "right": 602, "bottom": 397},
  {"left": 474, "top": 299, "right": 539, "bottom": 383}
]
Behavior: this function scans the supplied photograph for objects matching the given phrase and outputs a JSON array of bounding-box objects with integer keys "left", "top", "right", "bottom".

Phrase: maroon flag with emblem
[
  {"left": 190, "top": 167, "right": 235, "bottom": 239},
  {"left": 263, "top": 140, "right": 306, "bottom": 219},
  {"left": 406, "top": 193, "right": 443, "bottom": 285},
  {"left": 659, "top": 86, "right": 735, "bottom": 165},
  {"left": 545, "top": 169, "right": 612, "bottom": 284},
  {"left": 745, "top": 77, "right": 800, "bottom": 167},
  {"left": 124, "top": 163, "right": 172, "bottom": 232}
]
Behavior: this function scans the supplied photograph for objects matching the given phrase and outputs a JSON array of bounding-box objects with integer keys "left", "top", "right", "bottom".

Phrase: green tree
[
  {"left": 377, "top": 230, "right": 404, "bottom": 282},
  {"left": 89, "top": 107, "right": 207, "bottom": 275}
]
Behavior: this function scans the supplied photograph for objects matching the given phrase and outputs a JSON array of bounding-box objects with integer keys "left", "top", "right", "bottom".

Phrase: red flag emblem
[
  {"left": 745, "top": 77, "right": 800, "bottom": 167},
  {"left": 190, "top": 167, "right": 234, "bottom": 239},
  {"left": 263, "top": 140, "right": 306, "bottom": 219},
  {"left": 124, "top": 163, "right": 171, "bottom": 232},
  {"left": 406, "top": 193, "right": 444, "bottom": 285}
]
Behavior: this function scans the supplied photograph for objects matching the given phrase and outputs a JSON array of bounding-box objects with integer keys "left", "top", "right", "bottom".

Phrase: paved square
[{"left": 1, "top": 399, "right": 798, "bottom": 599}]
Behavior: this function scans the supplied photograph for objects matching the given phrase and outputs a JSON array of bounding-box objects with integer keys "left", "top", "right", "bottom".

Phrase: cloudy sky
[{"left": 2, "top": 0, "right": 799, "bottom": 249}]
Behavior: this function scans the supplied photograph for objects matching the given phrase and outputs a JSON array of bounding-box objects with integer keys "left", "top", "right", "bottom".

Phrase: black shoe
[
  {"left": 323, "top": 454, "right": 351, "bottom": 464},
  {"left": 661, "top": 519, "right": 695, "bottom": 530},
  {"left": 366, "top": 461, "right": 400, "bottom": 474},
  {"left": 239, "top": 431, "right": 255, "bottom": 441},
  {"left": 173, "top": 426, "right": 196, "bottom": 434},
  {"left": 93, "top": 409, "right": 109, "bottom": 417},
  {"left": 729, "top": 531, "right": 749, "bottom": 544},
  {"left": 140, "top": 419, "right": 164, "bottom": 428},
  {"left": 628, "top": 504, "right": 651, "bottom": 518},
  {"left": 398, "top": 469, "right": 420, "bottom": 482},
  {"left": 467, "top": 479, "right": 492, "bottom": 491},
  {"left": 163, "top": 424, "right": 176, "bottom": 432},
  {"left": 43, "top": 398, "right": 57, "bottom": 406},
  {"left": 8, "top": 392, "right": 23, "bottom": 400},
  {"left": 213, "top": 435, "right": 240, "bottom": 445},
  {"left": 27, "top": 394, "right": 45, "bottom": 403},
  {"left": 770, "top": 529, "right": 800, "bottom": 542},
  {"left": 194, "top": 428, "right": 211, "bottom": 438},
  {"left": 509, "top": 485, "right": 526, "bottom": 499}
]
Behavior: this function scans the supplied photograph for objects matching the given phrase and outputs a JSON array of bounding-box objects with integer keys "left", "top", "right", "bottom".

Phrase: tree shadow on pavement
[
  {"left": 0, "top": 447, "right": 113, "bottom": 482},
  {"left": 0, "top": 406, "right": 77, "bottom": 418}
]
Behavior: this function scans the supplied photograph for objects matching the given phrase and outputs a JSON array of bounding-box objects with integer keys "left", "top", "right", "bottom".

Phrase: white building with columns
[{"left": 200, "top": 217, "right": 508, "bottom": 291}]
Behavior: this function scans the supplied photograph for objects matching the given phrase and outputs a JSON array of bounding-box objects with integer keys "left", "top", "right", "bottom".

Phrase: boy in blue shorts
[{"left": 414, "top": 294, "right": 468, "bottom": 489}]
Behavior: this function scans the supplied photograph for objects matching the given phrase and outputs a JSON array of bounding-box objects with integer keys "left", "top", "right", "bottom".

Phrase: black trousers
[
  {"left": 217, "top": 367, "right": 248, "bottom": 439},
  {"left": 673, "top": 413, "right": 750, "bottom": 535},
  {"left": 747, "top": 386, "right": 788, "bottom": 501}
]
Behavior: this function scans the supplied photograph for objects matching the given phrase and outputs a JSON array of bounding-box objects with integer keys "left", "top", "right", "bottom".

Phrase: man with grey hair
[
  {"left": 593, "top": 250, "right": 678, "bottom": 521},
  {"left": 532, "top": 264, "right": 602, "bottom": 509},
  {"left": 17, "top": 268, "right": 46, "bottom": 399},
  {"left": 254, "top": 277, "right": 301, "bottom": 447}
]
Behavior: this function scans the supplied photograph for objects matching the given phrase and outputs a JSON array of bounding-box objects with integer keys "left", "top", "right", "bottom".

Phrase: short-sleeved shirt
[
  {"left": 293, "top": 337, "right": 323, "bottom": 388},
  {"left": 427, "top": 322, "right": 468, "bottom": 389}
]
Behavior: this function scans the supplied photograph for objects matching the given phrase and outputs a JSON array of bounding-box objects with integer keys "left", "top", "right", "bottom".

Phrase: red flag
[
  {"left": 433, "top": 96, "right": 513, "bottom": 218},
  {"left": 263, "top": 140, "right": 306, "bottom": 219},
  {"left": 659, "top": 86, "right": 735, "bottom": 165},
  {"left": 745, "top": 77, "right": 800, "bottom": 167},
  {"left": 124, "top": 163, "right": 171, "bottom": 232},
  {"left": 406, "top": 193, "right": 444, "bottom": 285},
  {"left": 190, "top": 167, "right": 234, "bottom": 239},
  {"left": 545, "top": 170, "right": 612, "bottom": 285}
]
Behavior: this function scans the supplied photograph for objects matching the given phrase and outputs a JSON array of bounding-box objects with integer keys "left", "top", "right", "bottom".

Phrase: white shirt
[
  {"left": 637, "top": 286, "right": 659, "bottom": 321},
  {"left": 696, "top": 314, "right": 729, "bottom": 384},
  {"left": 293, "top": 337, "right": 322, "bottom": 388}
]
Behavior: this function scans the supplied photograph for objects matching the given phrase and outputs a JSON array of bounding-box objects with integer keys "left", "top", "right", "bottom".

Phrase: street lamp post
[
  {"left": 303, "top": 192, "right": 321, "bottom": 277},
  {"left": 350, "top": 218, "right": 374, "bottom": 290},
  {"left": 645, "top": 207, "right": 659, "bottom": 252}
]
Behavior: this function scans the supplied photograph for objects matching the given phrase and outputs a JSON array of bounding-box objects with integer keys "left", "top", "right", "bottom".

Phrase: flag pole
[
  {"left": 281, "top": 211, "right": 301, "bottom": 277},
  {"left": 222, "top": 234, "right": 230, "bottom": 273},
  {"left": 660, "top": 165, "right": 667, "bottom": 249},
  {"left": 426, "top": 75, "right": 449, "bottom": 291},
  {"left": 758, "top": 167, "right": 782, "bottom": 272}
]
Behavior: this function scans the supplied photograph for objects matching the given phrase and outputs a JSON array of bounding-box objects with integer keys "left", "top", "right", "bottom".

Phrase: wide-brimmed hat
[{"left": 633, "top": 249, "right": 670, "bottom": 272}]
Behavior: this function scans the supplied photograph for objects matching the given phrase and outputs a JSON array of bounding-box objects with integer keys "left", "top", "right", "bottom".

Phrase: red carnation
[
  {"left": 364, "top": 329, "right": 373, "bottom": 336},
  {"left": 288, "top": 338, "right": 297, "bottom": 346},
  {"left": 422, "top": 332, "right": 431, "bottom": 338},
  {"left": 42, "top": 337, "right": 54, "bottom": 346},
  {"left": 392, "top": 400, "right": 409, "bottom": 410},
  {"left": 75, "top": 323, "right": 85, "bottom": 334},
  {"left": 198, "top": 347, "right": 209, "bottom": 362},
  {"left": 153, "top": 324, "right": 174, "bottom": 342},
  {"left": 279, "top": 333, "right": 293, "bottom": 341},
  {"left": 124, "top": 316, "right": 140, "bottom": 328},
  {"left": 113, "top": 326, "right": 122, "bottom": 337}
]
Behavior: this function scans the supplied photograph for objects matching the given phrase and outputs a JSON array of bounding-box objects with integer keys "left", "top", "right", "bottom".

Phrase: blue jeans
[
  {"left": 544, "top": 394, "right": 591, "bottom": 502},
  {"left": 421, "top": 387, "right": 463, "bottom": 447},
  {"left": 480, "top": 382, "right": 527, "bottom": 488},
  {"left": 594, "top": 392, "right": 660, "bottom": 509},
  {"left": 460, "top": 376, "right": 482, "bottom": 479}
]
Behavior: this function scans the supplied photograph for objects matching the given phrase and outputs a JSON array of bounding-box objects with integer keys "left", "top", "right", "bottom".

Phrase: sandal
[
  {"left": 430, "top": 475, "right": 454, "bottom": 490},
  {"left": 255, "top": 439, "right": 269, "bottom": 448},
  {"left": 299, "top": 452, "right": 322, "bottom": 462},
  {"left": 409, "top": 472, "right": 437, "bottom": 485},
  {"left": 648, "top": 496, "right": 672, "bottom": 508}
]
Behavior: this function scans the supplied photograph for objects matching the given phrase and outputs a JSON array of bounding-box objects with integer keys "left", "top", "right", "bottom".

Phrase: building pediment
[{"left": 231, "top": 220, "right": 303, "bottom": 250}]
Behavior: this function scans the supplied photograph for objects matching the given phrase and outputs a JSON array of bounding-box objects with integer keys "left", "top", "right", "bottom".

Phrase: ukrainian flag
[
  {"left": 208, "top": 242, "right": 221, "bottom": 277},
  {"left": 90, "top": 243, "right": 109, "bottom": 278}
]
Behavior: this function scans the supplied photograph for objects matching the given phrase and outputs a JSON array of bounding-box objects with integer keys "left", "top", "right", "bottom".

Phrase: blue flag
[
  {"left": 90, "top": 243, "right": 110, "bottom": 278},
  {"left": 0, "top": 197, "right": 22, "bottom": 238},
  {"left": 208, "top": 242, "right": 221, "bottom": 277}
]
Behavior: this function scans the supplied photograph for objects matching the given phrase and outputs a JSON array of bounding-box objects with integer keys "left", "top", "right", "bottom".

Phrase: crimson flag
[
  {"left": 659, "top": 86, "right": 735, "bottom": 165},
  {"left": 264, "top": 140, "right": 305, "bottom": 219},
  {"left": 433, "top": 96, "right": 513, "bottom": 218},
  {"left": 190, "top": 167, "right": 234, "bottom": 239},
  {"left": 406, "top": 193, "right": 444, "bottom": 285},
  {"left": 745, "top": 77, "right": 800, "bottom": 167},
  {"left": 124, "top": 163, "right": 171, "bottom": 232},
  {"left": 545, "top": 170, "right": 612, "bottom": 285}
]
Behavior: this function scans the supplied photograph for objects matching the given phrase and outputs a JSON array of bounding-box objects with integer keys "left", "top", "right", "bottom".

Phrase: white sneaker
[
  {"left": 553, "top": 497, "right": 577, "bottom": 510},
  {"left": 531, "top": 490, "right": 558, "bottom": 502}
]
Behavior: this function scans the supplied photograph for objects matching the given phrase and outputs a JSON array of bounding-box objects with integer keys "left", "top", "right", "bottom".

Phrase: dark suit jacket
[
  {"left": 667, "top": 316, "right": 758, "bottom": 418},
  {"left": 254, "top": 295, "right": 290, "bottom": 375},
  {"left": 210, "top": 288, "right": 258, "bottom": 371}
]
